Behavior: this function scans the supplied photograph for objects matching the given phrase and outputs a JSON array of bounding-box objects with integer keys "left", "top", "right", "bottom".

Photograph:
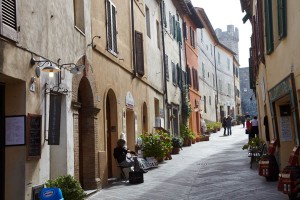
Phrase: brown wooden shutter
[
  {"left": 186, "top": 65, "right": 191, "bottom": 86},
  {"left": 0, "top": 0, "right": 18, "bottom": 41},
  {"left": 135, "top": 31, "right": 144, "bottom": 76},
  {"left": 257, "top": 0, "right": 265, "bottom": 64}
]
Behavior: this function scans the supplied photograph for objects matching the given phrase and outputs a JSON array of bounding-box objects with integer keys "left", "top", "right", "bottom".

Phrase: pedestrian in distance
[
  {"left": 226, "top": 115, "right": 232, "bottom": 135},
  {"left": 241, "top": 114, "right": 245, "bottom": 128},
  {"left": 222, "top": 117, "right": 227, "bottom": 136},
  {"left": 246, "top": 118, "right": 252, "bottom": 140},
  {"left": 251, "top": 116, "right": 259, "bottom": 138}
]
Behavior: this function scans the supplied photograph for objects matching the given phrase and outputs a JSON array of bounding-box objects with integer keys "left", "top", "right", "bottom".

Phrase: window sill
[
  {"left": 107, "top": 49, "right": 118, "bottom": 57},
  {"left": 74, "top": 26, "right": 85, "bottom": 36}
]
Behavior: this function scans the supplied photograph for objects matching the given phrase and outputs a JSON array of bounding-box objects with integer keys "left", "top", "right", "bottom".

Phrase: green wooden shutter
[
  {"left": 169, "top": 12, "right": 172, "bottom": 34},
  {"left": 0, "top": 0, "right": 18, "bottom": 41},
  {"left": 163, "top": 1, "right": 167, "bottom": 28},
  {"left": 165, "top": 54, "right": 169, "bottom": 80},
  {"left": 264, "top": 0, "right": 274, "bottom": 54},
  {"left": 172, "top": 62, "right": 176, "bottom": 85},
  {"left": 172, "top": 15, "right": 176, "bottom": 38},
  {"left": 277, "top": 0, "right": 287, "bottom": 39}
]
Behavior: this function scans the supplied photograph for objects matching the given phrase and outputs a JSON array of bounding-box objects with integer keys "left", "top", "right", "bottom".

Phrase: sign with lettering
[
  {"left": 48, "top": 93, "right": 62, "bottom": 145},
  {"left": 280, "top": 116, "right": 292, "bottom": 142},
  {"left": 27, "top": 114, "right": 42, "bottom": 159},
  {"left": 5, "top": 115, "right": 26, "bottom": 146}
]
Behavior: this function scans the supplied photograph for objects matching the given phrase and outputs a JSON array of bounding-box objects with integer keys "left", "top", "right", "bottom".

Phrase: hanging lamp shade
[{"left": 42, "top": 63, "right": 60, "bottom": 73}]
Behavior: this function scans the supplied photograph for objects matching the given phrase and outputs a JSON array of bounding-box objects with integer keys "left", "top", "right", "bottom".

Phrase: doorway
[
  {"left": 106, "top": 89, "right": 117, "bottom": 178},
  {"left": 142, "top": 103, "right": 148, "bottom": 133},
  {"left": 0, "top": 83, "right": 4, "bottom": 200},
  {"left": 77, "top": 77, "right": 97, "bottom": 189},
  {"left": 126, "top": 110, "right": 135, "bottom": 150}
]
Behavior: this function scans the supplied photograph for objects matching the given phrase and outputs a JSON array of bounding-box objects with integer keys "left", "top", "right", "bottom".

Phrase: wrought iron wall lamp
[{"left": 30, "top": 57, "right": 60, "bottom": 78}]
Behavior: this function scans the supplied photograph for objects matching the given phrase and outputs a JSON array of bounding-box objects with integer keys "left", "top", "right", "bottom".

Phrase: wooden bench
[{"left": 248, "top": 143, "right": 267, "bottom": 168}]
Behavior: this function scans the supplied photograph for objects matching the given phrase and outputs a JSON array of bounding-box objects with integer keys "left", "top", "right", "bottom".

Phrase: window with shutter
[
  {"left": 146, "top": 6, "right": 151, "bottom": 38},
  {"left": 183, "top": 22, "right": 187, "bottom": 40},
  {"left": 165, "top": 54, "right": 169, "bottom": 80},
  {"left": 182, "top": 70, "right": 186, "bottom": 87},
  {"left": 169, "top": 12, "right": 172, "bottom": 35},
  {"left": 186, "top": 66, "right": 191, "bottom": 86},
  {"left": 173, "top": 16, "right": 176, "bottom": 39},
  {"left": 189, "top": 26, "right": 192, "bottom": 46},
  {"left": 106, "top": 0, "right": 118, "bottom": 54},
  {"left": 163, "top": 1, "right": 167, "bottom": 28},
  {"left": 277, "top": 0, "right": 287, "bottom": 39},
  {"left": 176, "top": 64, "right": 181, "bottom": 88},
  {"left": 0, "top": 0, "right": 18, "bottom": 41},
  {"left": 74, "top": 0, "right": 85, "bottom": 34},
  {"left": 202, "top": 63, "right": 205, "bottom": 79},
  {"left": 264, "top": 0, "right": 274, "bottom": 54},
  {"left": 172, "top": 62, "right": 176, "bottom": 85},
  {"left": 192, "top": 68, "right": 197, "bottom": 90},
  {"left": 135, "top": 31, "right": 144, "bottom": 76},
  {"left": 195, "top": 70, "right": 199, "bottom": 91},
  {"left": 204, "top": 96, "right": 207, "bottom": 113}
]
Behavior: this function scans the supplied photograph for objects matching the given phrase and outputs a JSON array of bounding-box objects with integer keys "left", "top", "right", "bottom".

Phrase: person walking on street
[
  {"left": 226, "top": 115, "right": 232, "bottom": 135},
  {"left": 251, "top": 116, "right": 259, "bottom": 138},
  {"left": 241, "top": 115, "right": 245, "bottom": 128},
  {"left": 246, "top": 118, "right": 253, "bottom": 140},
  {"left": 222, "top": 117, "right": 227, "bottom": 136}
]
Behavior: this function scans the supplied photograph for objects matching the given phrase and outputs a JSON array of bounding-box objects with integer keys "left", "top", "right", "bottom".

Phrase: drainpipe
[
  {"left": 213, "top": 44, "right": 219, "bottom": 122},
  {"left": 160, "top": 1, "right": 168, "bottom": 121},
  {"left": 232, "top": 55, "right": 236, "bottom": 118},
  {"left": 131, "top": 0, "right": 136, "bottom": 79}
]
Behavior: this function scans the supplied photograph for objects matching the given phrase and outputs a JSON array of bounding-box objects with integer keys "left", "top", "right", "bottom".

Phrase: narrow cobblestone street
[{"left": 89, "top": 125, "right": 288, "bottom": 200}]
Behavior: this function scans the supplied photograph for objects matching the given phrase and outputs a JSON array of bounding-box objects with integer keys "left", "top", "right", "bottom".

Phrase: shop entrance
[
  {"left": 142, "top": 102, "right": 148, "bottom": 133},
  {"left": 126, "top": 110, "right": 135, "bottom": 150},
  {"left": 77, "top": 77, "right": 97, "bottom": 189},
  {"left": 106, "top": 89, "right": 117, "bottom": 178},
  {"left": 0, "top": 83, "right": 4, "bottom": 200}
]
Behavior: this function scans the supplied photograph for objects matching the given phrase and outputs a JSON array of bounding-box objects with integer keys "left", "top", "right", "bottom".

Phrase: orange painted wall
[{"left": 184, "top": 16, "right": 201, "bottom": 135}]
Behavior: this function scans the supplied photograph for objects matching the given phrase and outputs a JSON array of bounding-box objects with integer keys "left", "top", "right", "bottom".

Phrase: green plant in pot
[
  {"left": 180, "top": 125, "right": 195, "bottom": 146},
  {"left": 45, "top": 175, "right": 86, "bottom": 200},
  {"left": 171, "top": 137, "right": 183, "bottom": 154}
]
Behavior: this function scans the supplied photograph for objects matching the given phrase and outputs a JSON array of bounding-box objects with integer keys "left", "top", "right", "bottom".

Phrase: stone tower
[{"left": 215, "top": 25, "right": 239, "bottom": 61}]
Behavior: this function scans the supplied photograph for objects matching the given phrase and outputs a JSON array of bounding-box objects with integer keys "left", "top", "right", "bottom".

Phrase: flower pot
[
  {"left": 192, "top": 138, "right": 196, "bottom": 144},
  {"left": 199, "top": 135, "right": 209, "bottom": 142},
  {"left": 171, "top": 147, "right": 180, "bottom": 154},
  {"left": 183, "top": 139, "right": 192, "bottom": 146},
  {"left": 156, "top": 156, "right": 164, "bottom": 163},
  {"left": 196, "top": 137, "right": 200, "bottom": 142}
]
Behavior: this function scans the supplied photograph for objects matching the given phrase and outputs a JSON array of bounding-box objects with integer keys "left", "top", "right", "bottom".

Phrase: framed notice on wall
[
  {"left": 5, "top": 115, "right": 26, "bottom": 146},
  {"left": 27, "top": 114, "right": 42, "bottom": 159}
]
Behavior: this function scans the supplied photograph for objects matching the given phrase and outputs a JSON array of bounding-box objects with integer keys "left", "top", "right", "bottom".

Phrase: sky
[{"left": 191, "top": 0, "right": 252, "bottom": 67}]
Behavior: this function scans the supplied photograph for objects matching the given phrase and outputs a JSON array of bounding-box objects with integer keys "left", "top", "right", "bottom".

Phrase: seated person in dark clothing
[{"left": 113, "top": 139, "right": 147, "bottom": 173}]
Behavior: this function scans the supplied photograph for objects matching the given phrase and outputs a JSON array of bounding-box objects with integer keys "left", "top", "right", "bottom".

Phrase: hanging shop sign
[
  {"left": 27, "top": 114, "right": 42, "bottom": 159},
  {"left": 125, "top": 91, "right": 135, "bottom": 109},
  {"left": 269, "top": 75, "right": 292, "bottom": 102},
  {"left": 48, "top": 92, "right": 62, "bottom": 145}
]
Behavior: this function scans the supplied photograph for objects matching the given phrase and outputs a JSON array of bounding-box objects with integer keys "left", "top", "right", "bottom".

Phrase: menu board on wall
[
  {"left": 48, "top": 93, "right": 62, "bottom": 145},
  {"left": 280, "top": 116, "right": 292, "bottom": 142},
  {"left": 5, "top": 115, "right": 26, "bottom": 146},
  {"left": 27, "top": 114, "right": 42, "bottom": 159}
]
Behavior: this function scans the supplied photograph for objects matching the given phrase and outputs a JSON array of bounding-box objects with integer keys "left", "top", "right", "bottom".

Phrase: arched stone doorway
[
  {"left": 142, "top": 102, "right": 148, "bottom": 133},
  {"left": 72, "top": 56, "right": 100, "bottom": 190},
  {"left": 105, "top": 89, "right": 118, "bottom": 178}
]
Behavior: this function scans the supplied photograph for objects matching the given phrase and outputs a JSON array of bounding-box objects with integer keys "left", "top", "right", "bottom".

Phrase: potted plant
[
  {"left": 196, "top": 135, "right": 201, "bottom": 142},
  {"left": 199, "top": 134, "right": 210, "bottom": 142},
  {"left": 180, "top": 125, "right": 195, "bottom": 146},
  {"left": 45, "top": 175, "right": 87, "bottom": 200},
  {"left": 171, "top": 137, "right": 183, "bottom": 154}
]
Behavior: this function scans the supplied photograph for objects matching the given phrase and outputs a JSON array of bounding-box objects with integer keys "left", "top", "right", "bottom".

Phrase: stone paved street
[{"left": 89, "top": 125, "right": 288, "bottom": 200}]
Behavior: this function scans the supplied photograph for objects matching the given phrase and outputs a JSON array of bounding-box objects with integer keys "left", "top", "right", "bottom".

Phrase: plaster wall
[
  {"left": 197, "top": 28, "right": 217, "bottom": 122},
  {"left": 215, "top": 46, "right": 235, "bottom": 119},
  {"left": 91, "top": 0, "right": 156, "bottom": 184},
  {"left": 0, "top": 0, "right": 92, "bottom": 199}
]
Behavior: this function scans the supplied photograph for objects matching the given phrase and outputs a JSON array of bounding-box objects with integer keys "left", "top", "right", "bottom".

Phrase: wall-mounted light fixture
[
  {"left": 30, "top": 56, "right": 85, "bottom": 78},
  {"left": 30, "top": 57, "right": 60, "bottom": 78}
]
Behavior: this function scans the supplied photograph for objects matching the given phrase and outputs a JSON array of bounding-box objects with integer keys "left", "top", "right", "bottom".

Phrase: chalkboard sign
[
  {"left": 27, "top": 114, "right": 42, "bottom": 159},
  {"left": 48, "top": 93, "right": 61, "bottom": 145}
]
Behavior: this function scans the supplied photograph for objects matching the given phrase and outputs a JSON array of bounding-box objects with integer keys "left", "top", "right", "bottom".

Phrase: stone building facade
[
  {"left": 215, "top": 25, "right": 240, "bottom": 61},
  {"left": 239, "top": 67, "right": 257, "bottom": 117}
]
